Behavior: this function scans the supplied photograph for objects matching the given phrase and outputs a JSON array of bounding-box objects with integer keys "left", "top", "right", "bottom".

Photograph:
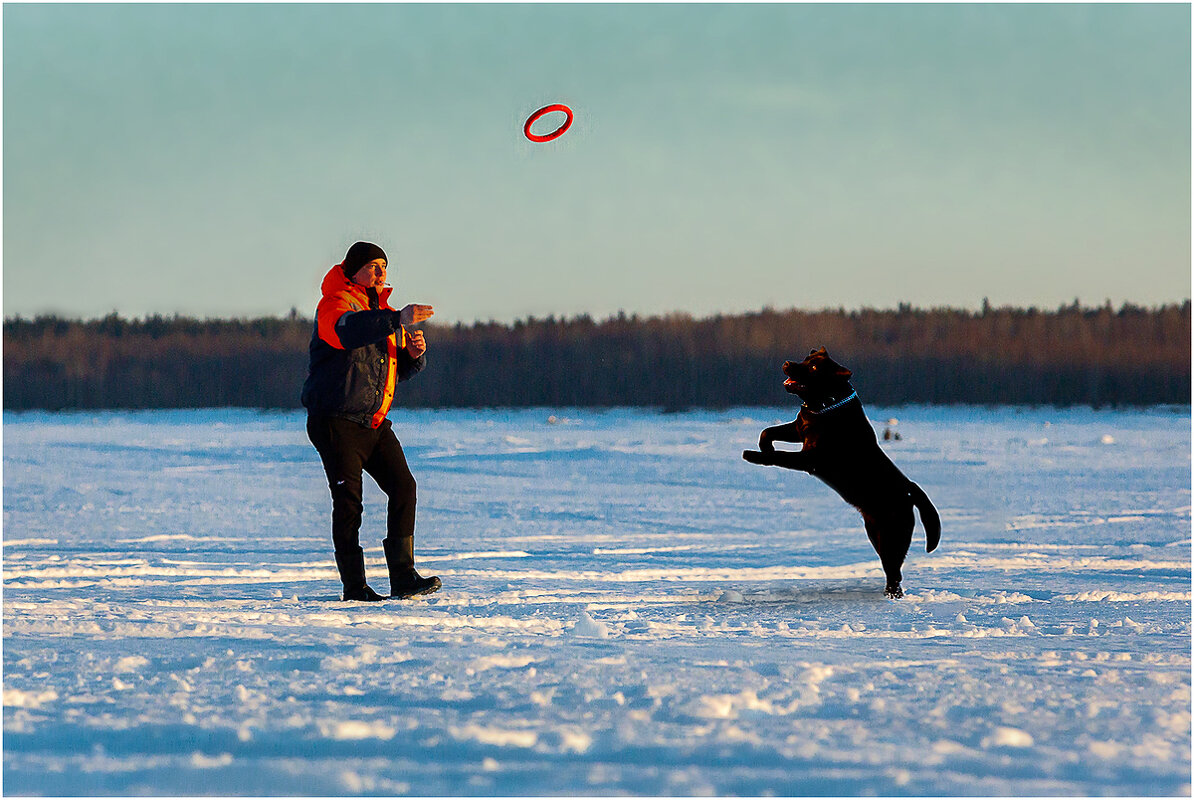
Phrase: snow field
[{"left": 3, "top": 406, "right": 1190, "bottom": 795}]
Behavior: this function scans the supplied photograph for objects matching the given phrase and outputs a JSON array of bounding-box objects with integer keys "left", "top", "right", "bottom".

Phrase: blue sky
[{"left": 4, "top": 3, "right": 1189, "bottom": 322}]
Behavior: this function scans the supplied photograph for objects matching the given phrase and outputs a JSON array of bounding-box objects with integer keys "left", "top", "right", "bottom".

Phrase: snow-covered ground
[{"left": 3, "top": 405, "right": 1190, "bottom": 796}]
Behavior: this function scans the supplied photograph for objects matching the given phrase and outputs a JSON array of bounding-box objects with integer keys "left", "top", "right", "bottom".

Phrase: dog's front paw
[{"left": 742, "top": 450, "right": 773, "bottom": 465}]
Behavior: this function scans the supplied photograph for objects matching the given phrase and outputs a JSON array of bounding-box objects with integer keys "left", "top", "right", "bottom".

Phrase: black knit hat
[{"left": 342, "top": 241, "right": 388, "bottom": 279}]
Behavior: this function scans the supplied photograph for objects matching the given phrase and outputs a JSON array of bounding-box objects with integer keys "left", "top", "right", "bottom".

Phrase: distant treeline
[{"left": 4, "top": 300, "right": 1190, "bottom": 410}]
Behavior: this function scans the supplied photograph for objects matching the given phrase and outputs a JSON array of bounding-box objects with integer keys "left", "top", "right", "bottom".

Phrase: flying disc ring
[{"left": 524, "top": 103, "right": 573, "bottom": 142}]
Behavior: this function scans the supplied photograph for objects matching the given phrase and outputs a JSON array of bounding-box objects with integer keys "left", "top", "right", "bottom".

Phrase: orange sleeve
[{"left": 315, "top": 294, "right": 352, "bottom": 350}]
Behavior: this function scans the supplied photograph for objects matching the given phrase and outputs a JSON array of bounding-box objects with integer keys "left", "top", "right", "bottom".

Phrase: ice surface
[{"left": 3, "top": 405, "right": 1190, "bottom": 795}]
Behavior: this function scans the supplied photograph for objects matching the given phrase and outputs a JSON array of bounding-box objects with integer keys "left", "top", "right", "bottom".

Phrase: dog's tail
[{"left": 909, "top": 482, "right": 941, "bottom": 552}]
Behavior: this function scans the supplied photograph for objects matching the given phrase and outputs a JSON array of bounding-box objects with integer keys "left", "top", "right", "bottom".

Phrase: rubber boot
[
  {"left": 384, "top": 536, "right": 441, "bottom": 598},
  {"left": 336, "top": 545, "right": 385, "bottom": 602}
]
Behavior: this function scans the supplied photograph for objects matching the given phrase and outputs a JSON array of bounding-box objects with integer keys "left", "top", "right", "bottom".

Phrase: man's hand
[
  {"left": 399, "top": 304, "right": 434, "bottom": 326},
  {"left": 405, "top": 329, "right": 427, "bottom": 358}
]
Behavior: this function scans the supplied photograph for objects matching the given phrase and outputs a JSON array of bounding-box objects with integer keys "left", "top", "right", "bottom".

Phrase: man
[{"left": 301, "top": 241, "right": 440, "bottom": 601}]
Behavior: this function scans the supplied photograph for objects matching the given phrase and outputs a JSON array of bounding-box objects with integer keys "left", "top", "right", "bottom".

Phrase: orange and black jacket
[{"left": 301, "top": 264, "right": 426, "bottom": 428}]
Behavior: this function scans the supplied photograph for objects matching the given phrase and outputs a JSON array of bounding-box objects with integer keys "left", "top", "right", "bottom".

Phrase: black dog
[{"left": 742, "top": 347, "right": 940, "bottom": 599}]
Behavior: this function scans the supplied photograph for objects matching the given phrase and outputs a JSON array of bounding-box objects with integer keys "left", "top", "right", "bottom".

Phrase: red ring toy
[{"left": 523, "top": 103, "right": 573, "bottom": 142}]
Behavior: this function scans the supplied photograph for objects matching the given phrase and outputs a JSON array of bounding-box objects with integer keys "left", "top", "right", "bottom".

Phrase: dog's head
[{"left": 782, "top": 347, "right": 853, "bottom": 401}]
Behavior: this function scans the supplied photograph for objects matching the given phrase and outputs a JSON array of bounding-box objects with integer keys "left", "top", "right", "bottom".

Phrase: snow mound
[
  {"left": 983, "top": 726, "right": 1035, "bottom": 748},
  {"left": 572, "top": 611, "right": 610, "bottom": 639}
]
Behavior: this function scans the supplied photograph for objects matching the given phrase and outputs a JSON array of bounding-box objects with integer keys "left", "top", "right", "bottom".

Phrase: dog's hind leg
[{"left": 862, "top": 507, "right": 914, "bottom": 599}]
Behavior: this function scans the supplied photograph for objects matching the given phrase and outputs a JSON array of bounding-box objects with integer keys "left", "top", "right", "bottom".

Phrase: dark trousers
[{"left": 307, "top": 415, "right": 417, "bottom": 590}]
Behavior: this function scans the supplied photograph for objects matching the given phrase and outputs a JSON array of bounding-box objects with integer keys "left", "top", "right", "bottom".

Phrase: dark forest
[{"left": 4, "top": 300, "right": 1189, "bottom": 410}]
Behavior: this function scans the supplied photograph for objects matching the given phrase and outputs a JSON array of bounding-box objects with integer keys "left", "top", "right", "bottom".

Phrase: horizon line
[{"left": 4, "top": 297, "right": 1191, "bottom": 327}]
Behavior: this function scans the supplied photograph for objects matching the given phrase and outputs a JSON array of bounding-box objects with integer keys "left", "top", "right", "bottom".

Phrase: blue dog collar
[{"left": 804, "top": 390, "right": 858, "bottom": 415}]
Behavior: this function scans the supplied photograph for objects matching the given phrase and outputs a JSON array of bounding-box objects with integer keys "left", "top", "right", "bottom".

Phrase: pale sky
[{"left": 4, "top": 3, "right": 1190, "bottom": 323}]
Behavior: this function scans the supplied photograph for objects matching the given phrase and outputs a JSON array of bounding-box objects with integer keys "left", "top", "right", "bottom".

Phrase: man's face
[{"left": 351, "top": 258, "right": 387, "bottom": 289}]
